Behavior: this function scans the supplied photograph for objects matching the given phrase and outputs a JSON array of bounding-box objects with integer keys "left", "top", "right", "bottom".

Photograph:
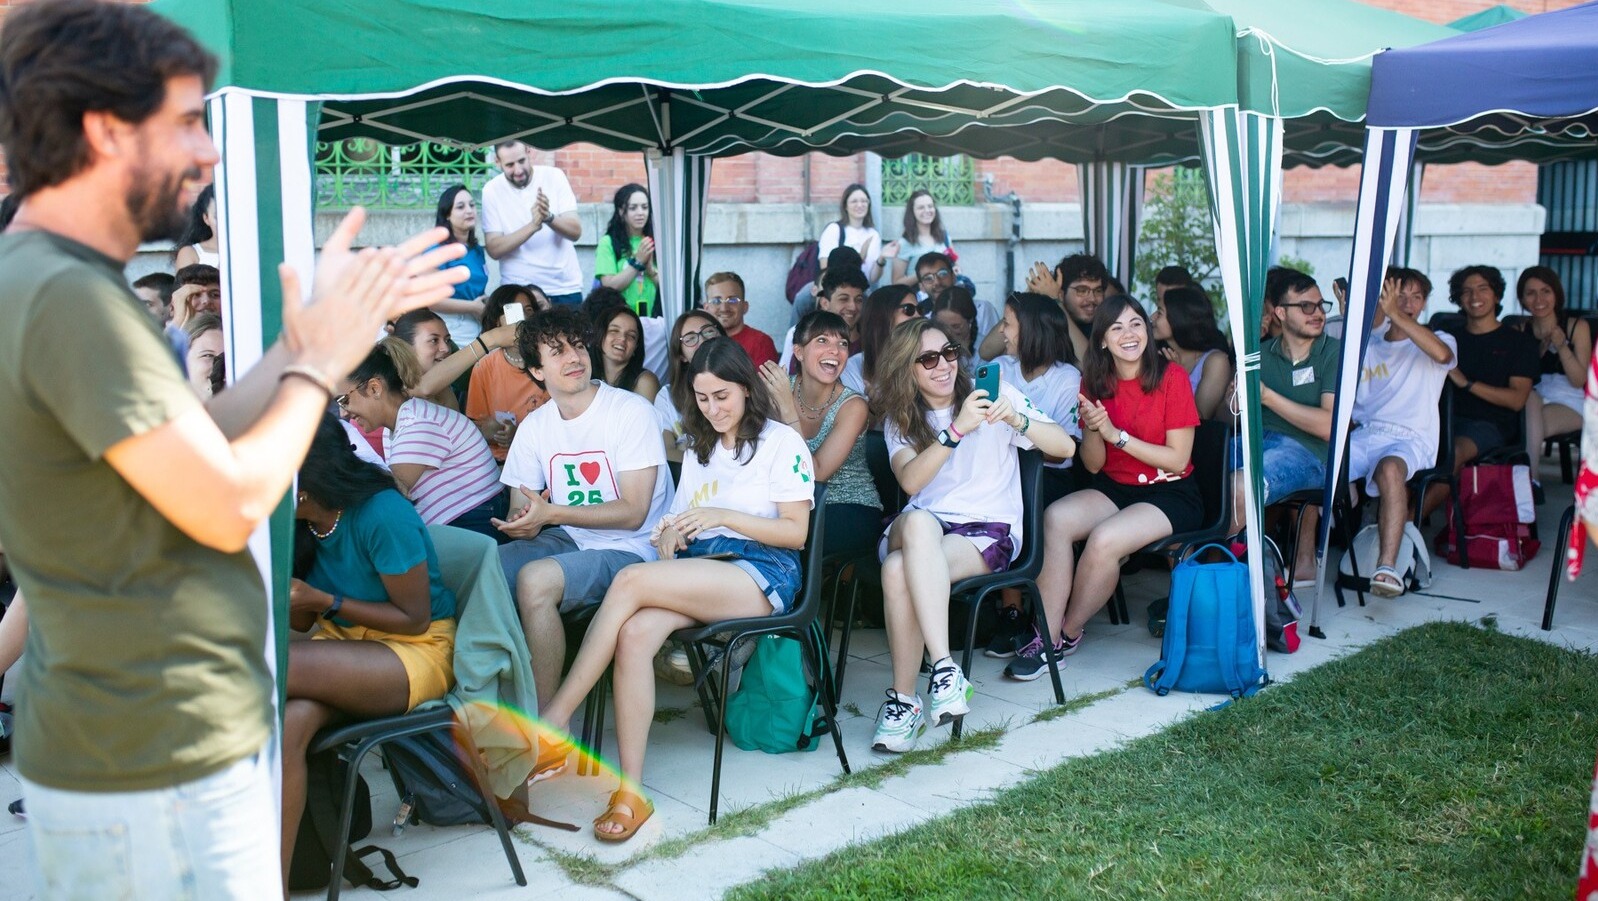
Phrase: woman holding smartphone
[
  {"left": 531, "top": 337, "right": 815, "bottom": 842},
  {"left": 1019, "top": 296, "right": 1201, "bottom": 680},
  {"left": 868, "top": 320, "right": 1074, "bottom": 752}
]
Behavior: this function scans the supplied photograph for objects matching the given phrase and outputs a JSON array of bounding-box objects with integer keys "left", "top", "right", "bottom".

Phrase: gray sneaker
[{"left": 984, "top": 606, "right": 1027, "bottom": 658}]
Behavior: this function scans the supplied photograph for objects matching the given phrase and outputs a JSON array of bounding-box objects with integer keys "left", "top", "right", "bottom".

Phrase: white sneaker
[
  {"left": 871, "top": 690, "right": 926, "bottom": 753},
  {"left": 927, "top": 661, "right": 972, "bottom": 726}
]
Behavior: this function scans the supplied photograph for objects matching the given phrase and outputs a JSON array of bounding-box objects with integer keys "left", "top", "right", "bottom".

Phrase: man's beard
[
  {"left": 127, "top": 163, "right": 197, "bottom": 244},
  {"left": 508, "top": 168, "right": 531, "bottom": 189}
]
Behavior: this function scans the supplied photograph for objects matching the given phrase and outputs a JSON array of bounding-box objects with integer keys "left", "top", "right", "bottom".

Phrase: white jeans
[{"left": 22, "top": 744, "right": 280, "bottom": 900}]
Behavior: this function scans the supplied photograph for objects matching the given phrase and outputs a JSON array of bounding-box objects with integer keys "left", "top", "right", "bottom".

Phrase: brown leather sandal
[
  {"left": 529, "top": 735, "right": 574, "bottom": 785},
  {"left": 593, "top": 788, "right": 654, "bottom": 843}
]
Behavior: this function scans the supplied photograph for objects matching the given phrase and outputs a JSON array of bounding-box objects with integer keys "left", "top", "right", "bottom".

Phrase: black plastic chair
[
  {"left": 1409, "top": 384, "right": 1473, "bottom": 566},
  {"left": 670, "top": 483, "right": 851, "bottom": 824},
  {"left": 306, "top": 526, "right": 527, "bottom": 901},
  {"left": 944, "top": 450, "right": 1064, "bottom": 739},
  {"left": 823, "top": 429, "right": 906, "bottom": 694},
  {"left": 1543, "top": 503, "right": 1578, "bottom": 630},
  {"left": 1109, "top": 419, "right": 1235, "bottom": 625}
]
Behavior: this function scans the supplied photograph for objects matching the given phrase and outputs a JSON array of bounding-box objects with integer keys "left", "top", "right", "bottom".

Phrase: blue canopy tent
[{"left": 1314, "top": 0, "right": 1598, "bottom": 629}]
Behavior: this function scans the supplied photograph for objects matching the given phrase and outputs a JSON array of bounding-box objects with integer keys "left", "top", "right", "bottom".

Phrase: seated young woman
[
  {"left": 339, "top": 338, "right": 506, "bottom": 539},
  {"left": 1018, "top": 296, "right": 1202, "bottom": 681},
  {"left": 391, "top": 308, "right": 462, "bottom": 411},
  {"left": 656, "top": 309, "right": 727, "bottom": 462},
  {"left": 591, "top": 303, "right": 662, "bottom": 403},
  {"left": 1152, "top": 285, "right": 1234, "bottom": 421},
  {"left": 868, "top": 319, "right": 1075, "bottom": 752},
  {"left": 280, "top": 415, "right": 457, "bottom": 884},
  {"left": 532, "top": 338, "right": 816, "bottom": 842},
  {"left": 851, "top": 284, "right": 922, "bottom": 397},
  {"left": 760, "top": 310, "right": 883, "bottom": 559}
]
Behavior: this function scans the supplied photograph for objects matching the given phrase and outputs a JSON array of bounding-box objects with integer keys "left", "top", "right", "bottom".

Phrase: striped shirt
[{"left": 388, "top": 397, "right": 502, "bottom": 525}]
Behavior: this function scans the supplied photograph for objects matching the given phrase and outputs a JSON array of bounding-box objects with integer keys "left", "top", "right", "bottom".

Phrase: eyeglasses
[
  {"left": 1282, "top": 301, "right": 1333, "bottom": 315},
  {"left": 679, "top": 325, "right": 721, "bottom": 348},
  {"left": 897, "top": 303, "right": 921, "bottom": 318},
  {"left": 917, "top": 268, "right": 953, "bottom": 285},
  {"left": 334, "top": 393, "right": 350, "bottom": 409},
  {"left": 1069, "top": 283, "right": 1107, "bottom": 299},
  {"left": 701, "top": 296, "right": 742, "bottom": 307},
  {"left": 914, "top": 344, "right": 962, "bottom": 369}
]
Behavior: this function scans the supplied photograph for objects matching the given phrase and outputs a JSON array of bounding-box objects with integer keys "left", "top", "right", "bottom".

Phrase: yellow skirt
[{"left": 313, "top": 618, "right": 457, "bottom": 711}]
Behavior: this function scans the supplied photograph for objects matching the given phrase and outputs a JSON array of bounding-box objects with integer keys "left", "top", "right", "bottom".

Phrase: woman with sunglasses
[
  {"left": 1152, "top": 285, "right": 1234, "bottom": 421},
  {"left": 852, "top": 285, "right": 923, "bottom": 397},
  {"left": 656, "top": 310, "right": 727, "bottom": 461},
  {"left": 868, "top": 320, "right": 1075, "bottom": 752},
  {"left": 534, "top": 338, "right": 815, "bottom": 842},
  {"left": 761, "top": 311, "right": 883, "bottom": 559},
  {"left": 1017, "top": 296, "right": 1202, "bottom": 680},
  {"left": 338, "top": 339, "right": 506, "bottom": 540}
]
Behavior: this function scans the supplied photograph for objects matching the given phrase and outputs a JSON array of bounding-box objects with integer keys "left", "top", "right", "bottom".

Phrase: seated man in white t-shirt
[
  {"left": 780, "top": 266, "right": 869, "bottom": 371},
  {"left": 1346, "top": 270, "right": 1456, "bottom": 598},
  {"left": 481, "top": 140, "right": 585, "bottom": 305},
  {"left": 493, "top": 306, "right": 675, "bottom": 708}
]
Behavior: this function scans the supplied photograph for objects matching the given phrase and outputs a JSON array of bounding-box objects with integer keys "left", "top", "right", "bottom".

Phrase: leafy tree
[{"left": 1133, "top": 167, "right": 1219, "bottom": 297}]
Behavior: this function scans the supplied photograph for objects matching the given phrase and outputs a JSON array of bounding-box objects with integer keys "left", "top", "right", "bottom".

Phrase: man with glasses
[
  {"left": 703, "top": 271, "right": 777, "bottom": 367},
  {"left": 1231, "top": 270, "right": 1341, "bottom": 578},
  {"left": 988, "top": 252, "right": 1107, "bottom": 362},
  {"left": 916, "top": 251, "right": 997, "bottom": 350}
]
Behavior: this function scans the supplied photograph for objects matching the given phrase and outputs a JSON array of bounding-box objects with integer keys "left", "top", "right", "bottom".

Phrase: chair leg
[
  {"left": 1030, "top": 585, "right": 1065, "bottom": 706},
  {"left": 1544, "top": 506, "right": 1576, "bottom": 630},
  {"left": 952, "top": 589, "right": 988, "bottom": 741},
  {"left": 457, "top": 726, "right": 528, "bottom": 886},
  {"left": 684, "top": 642, "right": 721, "bottom": 735},
  {"left": 1450, "top": 475, "right": 1469, "bottom": 572},
  {"left": 327, "top": 740, "right": 380, "bottom": 901},
  {"left": 1561, "top": 439, "right": 1575, "bottom": 485},
  {"left": 832, "top": 579, "right": 861, "bottom": 697},
  {"left": 808, "top": 622, "right": 851, "bottom": 777},
  {"left": 707, "top": 635, "right": 740, "bottom": 826}
]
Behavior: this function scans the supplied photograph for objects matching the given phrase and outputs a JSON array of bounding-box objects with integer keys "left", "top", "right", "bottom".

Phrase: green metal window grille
[
  {"left": 315, "top": 139, "right": 499, "bottom": 210},
  {"left": 880, "top": 153, "right": 975, "bottom": 207}
]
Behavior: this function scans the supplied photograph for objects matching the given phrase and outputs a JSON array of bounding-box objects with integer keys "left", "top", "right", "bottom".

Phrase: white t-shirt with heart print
[{"left": 502, "top": 381, "right": 674, "bottom": 559}]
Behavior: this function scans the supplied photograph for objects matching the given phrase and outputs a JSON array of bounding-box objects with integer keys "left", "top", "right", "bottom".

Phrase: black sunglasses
[
  {"left": 914, "top": 344, "right": 962, "bottom": 369},
  {"left": 897, "top": 303, "right": 921, "bottom": 318}
]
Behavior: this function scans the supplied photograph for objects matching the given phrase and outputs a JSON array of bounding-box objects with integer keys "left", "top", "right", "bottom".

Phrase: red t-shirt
[
  {"left": 729, "top": 325, "right": 779, "bottom": 368},
  {"left": 1089, "top": 362, "right": 1200, "bottom": 486}
]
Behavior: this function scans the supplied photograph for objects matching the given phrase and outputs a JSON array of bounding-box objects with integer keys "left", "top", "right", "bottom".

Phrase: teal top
[
  {"left": 795, "top": 377, "right": 881, "bottom": 510},
  {"left": 307, "top": 489, "right": 456, "bottom": 624}
]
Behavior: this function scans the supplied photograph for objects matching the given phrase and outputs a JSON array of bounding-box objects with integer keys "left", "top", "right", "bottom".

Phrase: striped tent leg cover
[
  {"left": 211, "top": 92, "right": 320, "bottom": 805},
  {"left": 1311, "top": 127, "right": 1419, "bottom": 629},
  {"left": 1199, "top": 107, "right": 1283, "bottom": 676},
  {"left": 646, "top": 148, "right": 713, "bottom": 324},
  {"left": 1077, "top": 160, "right": 1146, "bottom": 289}
]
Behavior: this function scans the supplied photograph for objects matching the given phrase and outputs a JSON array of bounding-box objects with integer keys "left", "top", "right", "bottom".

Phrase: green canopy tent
[{"left": 148, "top": 0, "right": 1455, "bottom": 731}]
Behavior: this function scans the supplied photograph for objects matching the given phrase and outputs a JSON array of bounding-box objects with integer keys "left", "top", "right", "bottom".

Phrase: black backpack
[
  {"left": 382, "top": 728, "right": 576, "bottom": 833},
  {"left": 288, "top": 749, "right": 415, "bottom": 893}
]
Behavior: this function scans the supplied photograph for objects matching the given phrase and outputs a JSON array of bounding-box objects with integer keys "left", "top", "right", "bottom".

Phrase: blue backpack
[{"left": 1145, "top": 543, "right": 1267, "bottom": 698}]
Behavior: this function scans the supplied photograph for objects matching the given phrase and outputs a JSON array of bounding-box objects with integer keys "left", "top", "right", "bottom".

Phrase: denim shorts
[
  {"left": 1231, "top": 430, "right": 1327, "bottom": 504},
  {"left": 679, "top": 535, "right": 802, "bottom": 614}
]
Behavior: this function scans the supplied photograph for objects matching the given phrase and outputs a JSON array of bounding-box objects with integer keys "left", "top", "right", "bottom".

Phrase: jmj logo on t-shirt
[
  {"left": 551, "top": 451, "right": 618, "bottom": 507},
  {"left": 688, "top": 480, "right": 720, "bottom": 508}
]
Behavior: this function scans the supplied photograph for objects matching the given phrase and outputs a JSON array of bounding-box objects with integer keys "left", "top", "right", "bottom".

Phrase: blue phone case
[{"left": 975, "top": 364, "right": 999, "bottom": 399}]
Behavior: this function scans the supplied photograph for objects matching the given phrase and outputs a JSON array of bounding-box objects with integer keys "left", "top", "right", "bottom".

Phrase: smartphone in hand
[
  {"left": 503, "top": 303, "right": 526, "bottom": 325},
  {"left": 974, "top": 363, "right": 1000, "bottom": 401}
]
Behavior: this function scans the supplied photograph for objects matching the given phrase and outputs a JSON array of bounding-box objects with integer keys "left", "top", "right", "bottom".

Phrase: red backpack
[{"left": 1434, "top": 463, "right": 1540, "bottom": 570}]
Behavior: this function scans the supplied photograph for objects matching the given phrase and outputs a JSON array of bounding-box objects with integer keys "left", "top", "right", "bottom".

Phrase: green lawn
[{"left": 730, "top": 622, "right": 1598, "bottom": 900}]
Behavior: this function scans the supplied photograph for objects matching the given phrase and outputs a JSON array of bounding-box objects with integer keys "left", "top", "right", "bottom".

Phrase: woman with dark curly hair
[
  {"left": 531, "top": 338, "right": 816, "bottom": 842},
  {"left": 281, "top": 414, "right": 457, "bottom": 884}
]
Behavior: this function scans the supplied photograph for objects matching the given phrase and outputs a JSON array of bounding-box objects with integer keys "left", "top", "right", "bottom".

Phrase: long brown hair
[
  {"left": 668, "top": 310, "right": 725, "bottom": 424},
  {"left": 681, "top": 338, "right": 777, "bottom": 466},
  {"left": 1080, "top": 295, "right": 1165, "bottom": 399},
  {"left": 871, "top": 319, "right": 969, "bottom": 453}
]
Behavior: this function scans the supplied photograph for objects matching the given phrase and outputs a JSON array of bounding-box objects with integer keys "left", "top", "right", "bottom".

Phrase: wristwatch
[
  {"left": 1113, "top": 429, "right": 1130, "bottom": 449},
  {"left": 937, "top": 429, "right": 960, "bottom": 448},
  {"left": 323, "top": 593, "right": 345, "bottom": 621}
]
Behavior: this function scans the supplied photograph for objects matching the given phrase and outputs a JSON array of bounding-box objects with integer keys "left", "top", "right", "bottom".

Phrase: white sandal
[{"left": 1369, "top": 565, "right": 1405, "bottom": 598}]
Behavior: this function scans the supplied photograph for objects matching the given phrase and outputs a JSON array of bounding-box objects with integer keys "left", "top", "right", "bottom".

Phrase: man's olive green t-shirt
[
  {"left": 1259, "top": 333, "right": 1341, "bottom": 461},
  {"left": 0, "top": 231, "right": 272, "bottom": 791}
]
